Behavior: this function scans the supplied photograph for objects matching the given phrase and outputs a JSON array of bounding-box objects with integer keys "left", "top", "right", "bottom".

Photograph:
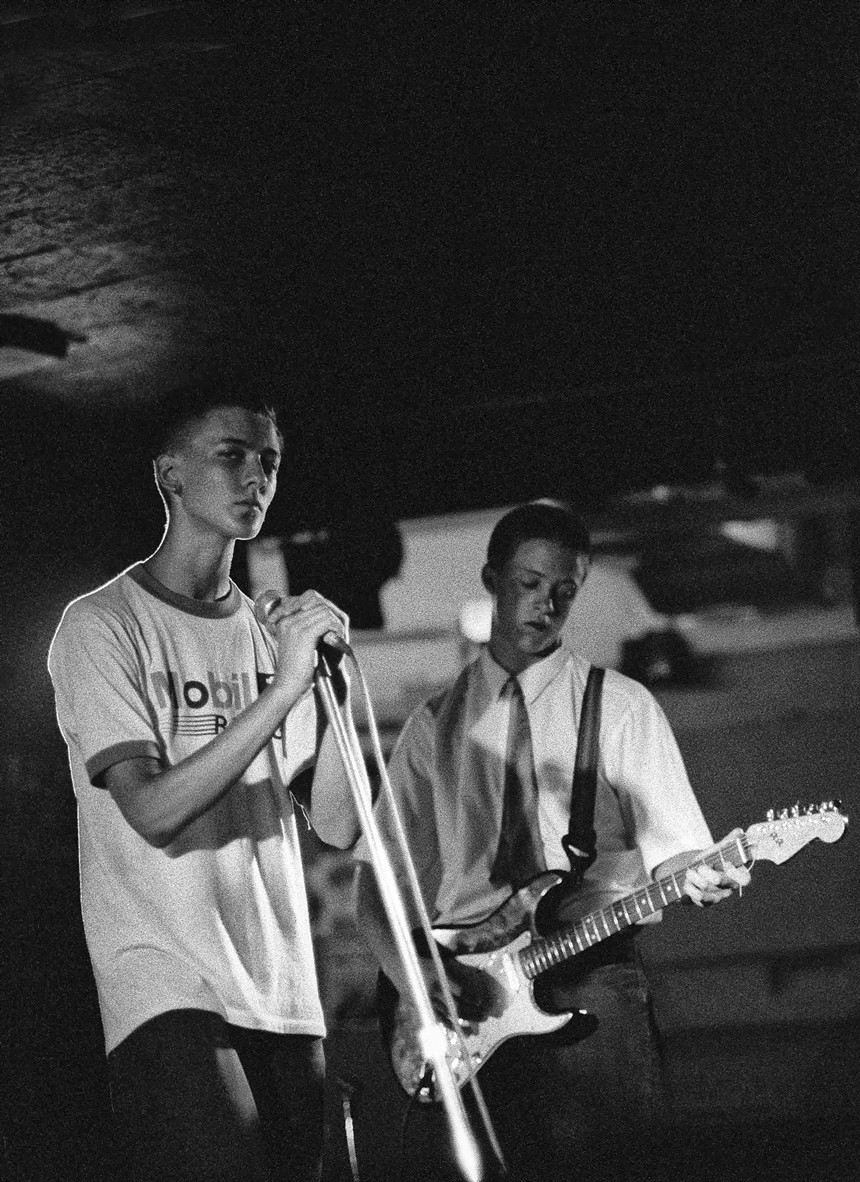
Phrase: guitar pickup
[{"left": 499, "top": 952, "right": 521, "bottom": 992}]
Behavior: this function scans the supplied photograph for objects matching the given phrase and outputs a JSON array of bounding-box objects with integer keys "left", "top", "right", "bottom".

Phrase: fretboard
[{"left": 519, "top": 832, "right": 750, "bottom": 980}]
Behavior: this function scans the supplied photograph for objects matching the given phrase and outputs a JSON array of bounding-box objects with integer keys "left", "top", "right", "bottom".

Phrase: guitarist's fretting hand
[{"left": 660, "top": 827, "right": 752, "bottom": 907}]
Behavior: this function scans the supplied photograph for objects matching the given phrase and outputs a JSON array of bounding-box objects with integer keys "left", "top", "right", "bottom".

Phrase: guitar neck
[{"left": 519, "top": 832, "right": 750, "bottom": 980}]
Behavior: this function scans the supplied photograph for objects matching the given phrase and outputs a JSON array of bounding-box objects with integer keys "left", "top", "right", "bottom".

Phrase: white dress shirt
[{"left": 356, "top": 644, "right": 713, "bottom": 927}]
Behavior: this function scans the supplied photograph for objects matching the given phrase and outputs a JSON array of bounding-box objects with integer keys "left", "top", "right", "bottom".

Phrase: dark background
[
  {"left": 2, "top": 3, "right": 858, "bottom": 1178},
  {"left": 3, "top": 0, "right": 857, "bottom": 674}
]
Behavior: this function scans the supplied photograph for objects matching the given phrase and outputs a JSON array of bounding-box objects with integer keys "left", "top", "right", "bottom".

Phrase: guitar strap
[{"left": 561, "top": 665, "right": 605, "bottom": 886}]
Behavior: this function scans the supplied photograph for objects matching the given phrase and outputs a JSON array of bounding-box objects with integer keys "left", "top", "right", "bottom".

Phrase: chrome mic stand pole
[{"left": 315, "top": 648, "right": 484, "bottom": 1182}]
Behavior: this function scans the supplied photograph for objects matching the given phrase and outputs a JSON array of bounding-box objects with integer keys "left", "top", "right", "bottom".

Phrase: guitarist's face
[{"left": 483, "top": 538, "right": 589, "bottom": 673}]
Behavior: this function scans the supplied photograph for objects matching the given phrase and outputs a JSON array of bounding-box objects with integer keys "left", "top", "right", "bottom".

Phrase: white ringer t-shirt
[{"left": 48, "top": 563, "right": 325, "bottom": 1054}]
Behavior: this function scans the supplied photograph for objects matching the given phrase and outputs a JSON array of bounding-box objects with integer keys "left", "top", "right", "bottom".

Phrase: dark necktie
[{"left": 490, "top": 677, "right": 546, "bottom": 890}]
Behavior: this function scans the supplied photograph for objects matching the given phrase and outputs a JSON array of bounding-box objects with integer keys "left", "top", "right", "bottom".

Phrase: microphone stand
[{"left": 315, "top": 646, "right": 485, "bottom": 1182}]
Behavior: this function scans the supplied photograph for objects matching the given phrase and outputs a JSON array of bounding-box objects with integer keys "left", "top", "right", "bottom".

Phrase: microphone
[{"left": 253, "top": 590, "right": 350, "bottom": 666}]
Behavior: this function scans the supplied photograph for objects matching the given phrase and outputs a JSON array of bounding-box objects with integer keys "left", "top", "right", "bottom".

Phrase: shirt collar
[{"left": 478, "top": 642, "right": 569, "bottom": 705}]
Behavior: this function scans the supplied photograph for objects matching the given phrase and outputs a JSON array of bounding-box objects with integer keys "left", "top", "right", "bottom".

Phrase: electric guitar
[{"left": 378, "top": 801, "right": 847, "bottom": 1103}]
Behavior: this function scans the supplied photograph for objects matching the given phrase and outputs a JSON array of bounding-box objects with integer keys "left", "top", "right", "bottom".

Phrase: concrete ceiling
[
  {"left": 2, "top": 3, "right": 241, "bottom": 397},
  {"left": 2, "top": 2, "right": 858, "bottom": 529}
]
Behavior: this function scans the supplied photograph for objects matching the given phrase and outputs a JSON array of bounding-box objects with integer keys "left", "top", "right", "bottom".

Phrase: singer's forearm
[{"left": 103, "top": 679, "right": 304, "bottom": 847}]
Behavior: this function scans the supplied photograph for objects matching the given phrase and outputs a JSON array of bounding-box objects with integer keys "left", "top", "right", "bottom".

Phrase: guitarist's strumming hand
[
  {"left": 386, "top": 954, "right": 496, "bottom": 1101},
  {"left": 421, "top": 953, "right": 495, "bottom": 1024},
  {"left": 660, "top": 827, "right": 753, "bottom": 907}
]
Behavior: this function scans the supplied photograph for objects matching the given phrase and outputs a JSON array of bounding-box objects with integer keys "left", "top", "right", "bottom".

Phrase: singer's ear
[{"left": 154, "top": 453, "right": 182, "bottom": 498}]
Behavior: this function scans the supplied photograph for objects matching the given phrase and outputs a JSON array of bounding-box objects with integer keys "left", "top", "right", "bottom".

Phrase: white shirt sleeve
[
  {"left": 601, "top": 681, "right": 713, "bottom": 877},
  {"left": 353, "top": 706, "right": 443, "bottom": 911}
]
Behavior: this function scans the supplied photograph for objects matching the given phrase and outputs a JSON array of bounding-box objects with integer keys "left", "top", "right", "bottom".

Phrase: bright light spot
[{"left": 459, "top": 599, "right": 492, "bottom": 643}]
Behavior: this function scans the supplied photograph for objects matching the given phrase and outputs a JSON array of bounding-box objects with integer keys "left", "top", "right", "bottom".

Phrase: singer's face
[
  {"left": 484, "top": 538, "right": 588, "bottom": 673},
  {"left": 166, "top": 406, "right": 282, "bottom": 541}
]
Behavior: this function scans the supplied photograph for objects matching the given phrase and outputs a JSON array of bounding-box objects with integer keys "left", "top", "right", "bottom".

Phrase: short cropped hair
[
  {"left": 148, "top": 382, "right": 281, "bottom": 459},
  {"left": 486, "top": 500, "right": 591, "bottom": 571}
]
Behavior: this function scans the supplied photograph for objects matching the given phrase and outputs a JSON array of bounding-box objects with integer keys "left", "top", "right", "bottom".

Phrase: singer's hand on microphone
[{"left": 255, "top": 590, "right": 349, "bottom": 701}]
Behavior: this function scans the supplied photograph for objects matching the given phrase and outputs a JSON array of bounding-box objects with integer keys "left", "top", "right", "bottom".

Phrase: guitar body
[{"left": 381, "top": 872, "right": 598, "bottom": 1102}]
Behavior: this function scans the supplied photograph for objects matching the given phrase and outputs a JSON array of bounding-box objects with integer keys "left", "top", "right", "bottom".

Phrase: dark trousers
[
  {"left": 400, "top": 944, "right": 668, "bottom": 1182},
  {"left": 107, "top": 1009, "right": 325, "bottom": 1182}
]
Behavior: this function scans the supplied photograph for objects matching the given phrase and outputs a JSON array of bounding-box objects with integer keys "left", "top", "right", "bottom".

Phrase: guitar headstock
[{"left": 745, "top": 800, "right": 848, "bottom": 865}]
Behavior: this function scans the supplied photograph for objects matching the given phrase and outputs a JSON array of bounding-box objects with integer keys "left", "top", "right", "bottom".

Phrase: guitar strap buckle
[{"left": 560, "top": 837, "right": 595, "bottom": 887}]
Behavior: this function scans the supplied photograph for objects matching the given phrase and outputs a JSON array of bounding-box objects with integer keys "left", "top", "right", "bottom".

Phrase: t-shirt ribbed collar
[{"left": 129, "top": 563, "right": 242, "bottom": 619}]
